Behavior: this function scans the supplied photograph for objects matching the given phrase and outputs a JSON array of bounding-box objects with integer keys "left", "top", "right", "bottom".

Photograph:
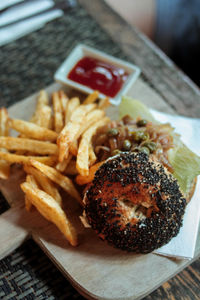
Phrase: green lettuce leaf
[{"left": 119, "top": 96, "right": 156, "bottom": 123}]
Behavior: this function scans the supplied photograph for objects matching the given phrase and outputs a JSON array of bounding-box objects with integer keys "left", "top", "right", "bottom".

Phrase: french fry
[
  {"left": 29, "top": 160, "right": 82, "bottom": 205},
  {"left": 37, "top": 90, "right": 49, "bottom": 107},
  {"left": 26, "top": 174, "right": 39, "bottom": 188},
  {"left": 69, "top": 140, "right": 79, "bottom": 157},
  {"left": 0, "top": 137, "right": 58, "bottom": 155},
  {"left": 0, "top": 108, "right": 9, "bottom": 136},
  {"left": 10, "top": 119, "right": 58, "bottom": 141},
  {"left": 69, "top": 109, "right": 105, "bottom": 156},
  {"left": 52, "top": 91, "right": 64, "bottom": 133},
  {"left": 76, "top": 161, "right": 105, "bottom": 185},
  {"left": 64, "top": 97, "right": 80, "bottom": 125},
  {"left": 24, "top": 165, "right": 62, "bottom": 206},
  {"left": 21, "top": 182, "right": 78, "bottom": 246},
  {"left": 59, "top": 90, "right": 68, "bottom": 113},
  {"left": 76, "top": 117, "right": 110, "bottom": 176},
  {"left": 25, "top": 195, "right": 32, "bottom": 212},
  {"left": 70, "top": 103, "right": 96, "bottom": 122},
  {"left": 25, "top": 174, "right": 39, "bottom": 211},
  {"left": 36, "top": 105, "right": 52, "bottom": 129},
  {"left": 83, "top": 91, "right": 99, "bottom": 104},
  {"left": 89, "top": 143, "right": 97, "bottom": 166},
  {"left": 0, "top": 152, "right": 56, "bottom": 165},
  {"left": 98, "top": 97, "right": 110, "bottom": 110},
  {"left": 56, "top": 154, "right": 72, "bottom": 172},
  {"left": 0, "top": 154, "right": 10, "bottom": 179},
  {"left": 58, "top": 122, "right": 81, "bottom": 162},
  {"left": 30, "top": 90, "right": 50, "bottom": 124},
  {"left": 58, "top": 104, "right": 96, "bottom": 162},
  {"left": 0, "top": 108, "right": 10, "bottom": 179}
]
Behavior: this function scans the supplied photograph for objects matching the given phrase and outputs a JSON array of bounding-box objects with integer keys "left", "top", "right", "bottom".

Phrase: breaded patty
[{"left": 84, "top": 152, "right": 187, "bottom": 253}]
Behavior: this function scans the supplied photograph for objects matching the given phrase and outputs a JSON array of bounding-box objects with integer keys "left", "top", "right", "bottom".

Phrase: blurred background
[{"left": 105, "top": 0, "right": 200, "bottom": 87}]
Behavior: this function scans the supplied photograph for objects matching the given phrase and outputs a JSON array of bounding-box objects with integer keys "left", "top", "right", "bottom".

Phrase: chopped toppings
[{"left": 92, "top": 115, "right": 174, "bottom": 172}]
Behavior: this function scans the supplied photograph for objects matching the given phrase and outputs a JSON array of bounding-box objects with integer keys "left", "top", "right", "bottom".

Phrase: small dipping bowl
[{"left": 54, "top": 44, "right": 141, "bottom": 105}]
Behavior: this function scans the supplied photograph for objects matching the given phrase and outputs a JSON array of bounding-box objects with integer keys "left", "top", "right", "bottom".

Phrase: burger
[{"left": 82, "top": 97, "right": 200, "bottom": 253}]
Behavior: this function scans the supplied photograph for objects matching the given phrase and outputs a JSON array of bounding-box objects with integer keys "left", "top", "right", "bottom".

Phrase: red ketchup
[{"left": 68, "top": 56, "right": 128, "bottom": 98}]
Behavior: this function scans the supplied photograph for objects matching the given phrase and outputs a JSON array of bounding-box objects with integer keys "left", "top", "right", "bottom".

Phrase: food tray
[{"left": 0, "top": 82, "right": 200, "bottom": 300}]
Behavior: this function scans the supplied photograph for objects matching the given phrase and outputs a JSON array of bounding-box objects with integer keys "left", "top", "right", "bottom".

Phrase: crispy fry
[
  {"left": 0, "top": 108, "right": 10, "bottom": 179},
  {"left": 30, "top": 90, "right": 50, "bottom": 124},
  {"left": 10, "top": 119, "right": 58, "bottom": 141},
  {"left": 36, "top": 105, "right": 52, "bottom": 128},
  {"left": 58, "top": 104, "right": 97, "bottom": 162},
  {"left": 25, "top": 195, "right": 32, "bottom": 211},
  {"left": 26, "top": 174, "right": 39, "bottom": 188},
  {"left": 64, "top": 97, "right": 80, "bottom": 125},
  {"left": 76, "top": 161, "right": 105, "bottom": 185},
  {"left": 0, "top": 155, "right": 10, "bottom": 179},
  {"left": 58, "top": 122, "right": 81, "bottom": 162},
  {"left": 25, "top": 174, "right": 39, "bottom": 211},
  {"left": 29, "top": 160, "right": 82, "bottom": 205},
  {"left": 0, "top": 137, "right": 58, "bottom": 155},
  {"left": 83, "top": 91, "right": 99, "bottom": 104},
  {"left": 69, "top": 140, "right": 79, "bottom": 157},
  {"left": 98, "top": 97, "right": 110, "bottom": 110},
  {"left": 59, "top": 90, "right": 68, "bottom": 112},
  {"left": 37, "top": 90, "right": 49, "bottom": 107},
  {"left": 76, "top": 117, "right": 110, "bottom": 176},
  {"left": 70, "top": 103, "right": 96, "bottom": 122},
  {"left": 56, "top": 154, "right": 72, "bottom": 172},
  {"left": 21, "top": 182, "right": 78, "bottom": 246},
  {"left": 89, "top": 143, "right": 97, "bottom": 166},
  {"left": 24, "top": 165, "right": 62, "bottom": 206},
  {"left": 69, "top": 109, "right": 105, "bottom": 156},
  {"left": 0, "top": 108, "right": 9, "bottom": 136},
  {"left": 52, "top": 91, "right": 64, "bottom": 133},
  {"left": 0, "top": 152, "right": 56, "bottom": 165}
]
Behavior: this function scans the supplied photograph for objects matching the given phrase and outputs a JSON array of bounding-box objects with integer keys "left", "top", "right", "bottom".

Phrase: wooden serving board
[{"left": 0, "top": 80, "right": 200, "bottom": 300}]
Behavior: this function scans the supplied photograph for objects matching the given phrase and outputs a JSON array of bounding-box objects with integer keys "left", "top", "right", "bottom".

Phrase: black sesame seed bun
[{"left": 84, "top": 152, "right": 187, "bottom": 253}]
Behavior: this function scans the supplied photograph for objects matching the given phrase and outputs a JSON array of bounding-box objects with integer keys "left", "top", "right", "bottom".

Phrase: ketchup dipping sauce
[{"left": 68, "top": 56, "right": 129, "bottom": 98}]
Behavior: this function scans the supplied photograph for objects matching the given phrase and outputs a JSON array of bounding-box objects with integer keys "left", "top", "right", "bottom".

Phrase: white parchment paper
[{"left": 151, "top": 110, "right": 200, "bottom": 259}]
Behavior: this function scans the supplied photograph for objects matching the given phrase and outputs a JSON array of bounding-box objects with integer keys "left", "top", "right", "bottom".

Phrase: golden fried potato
[
  {"left": 52, "top": 91, "right": 64, "bottom": 133},
  {"left": 69, "top": 109, "right": 105, "bottom": 156},
  {"left": 64, "top": 97, "right": 80, "bottom": 125},
  {"left": 0, "top": 137, "right": 58, "bottom": 155},
  {"left": 57, "top": 104, "right": 97, "bottom": 162},
  {"left": 25, "top": 174, "right": 39, "bottom": 211},
  {"left": 24, "top": 165, "right": 62, "bottom": 206},
  {"left": 0, "top": 108, "right": 10, "bottom": 179},
  {"left": 21, "top": 182, "right": 78, "bottom": 246},
  {"left": 29, "top": 160, "right": 82, "bottom": 205},
  {"left": 56, "top": 154, "right": 72, "bottom": 172},
  {"left": 10, "top": 119, "right": 58, "bottom": 141},
  {"left": 76, "top": 117, "right": 110, "bottom": 176},
  {"left": 30, "top": 90, "right": 52, "bottom": 128},
  {"left": 76, "top": 161, "right": 105, "bottom": 185},
  {"left": 0, "top": 108, "right": 9, "bottom": 136},
  {"left": 83, "top": 90, "right": 99, "bottom": 104},
  {"left": 0, "top": 152, "right": 56, "bottom": 165}
]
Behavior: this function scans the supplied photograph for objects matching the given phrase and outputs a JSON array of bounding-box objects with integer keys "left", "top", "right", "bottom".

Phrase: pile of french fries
[{"left": 0, "top": 90, "right": 110, "bottom": 246}]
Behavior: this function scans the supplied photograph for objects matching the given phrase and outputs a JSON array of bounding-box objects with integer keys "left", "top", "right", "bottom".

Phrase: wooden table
[
  {"left": 0, "top": 0, "right": 200, "bottom": 299},
  {"left": 78, "top": 1, "right": 200, "bottom": 299}
]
